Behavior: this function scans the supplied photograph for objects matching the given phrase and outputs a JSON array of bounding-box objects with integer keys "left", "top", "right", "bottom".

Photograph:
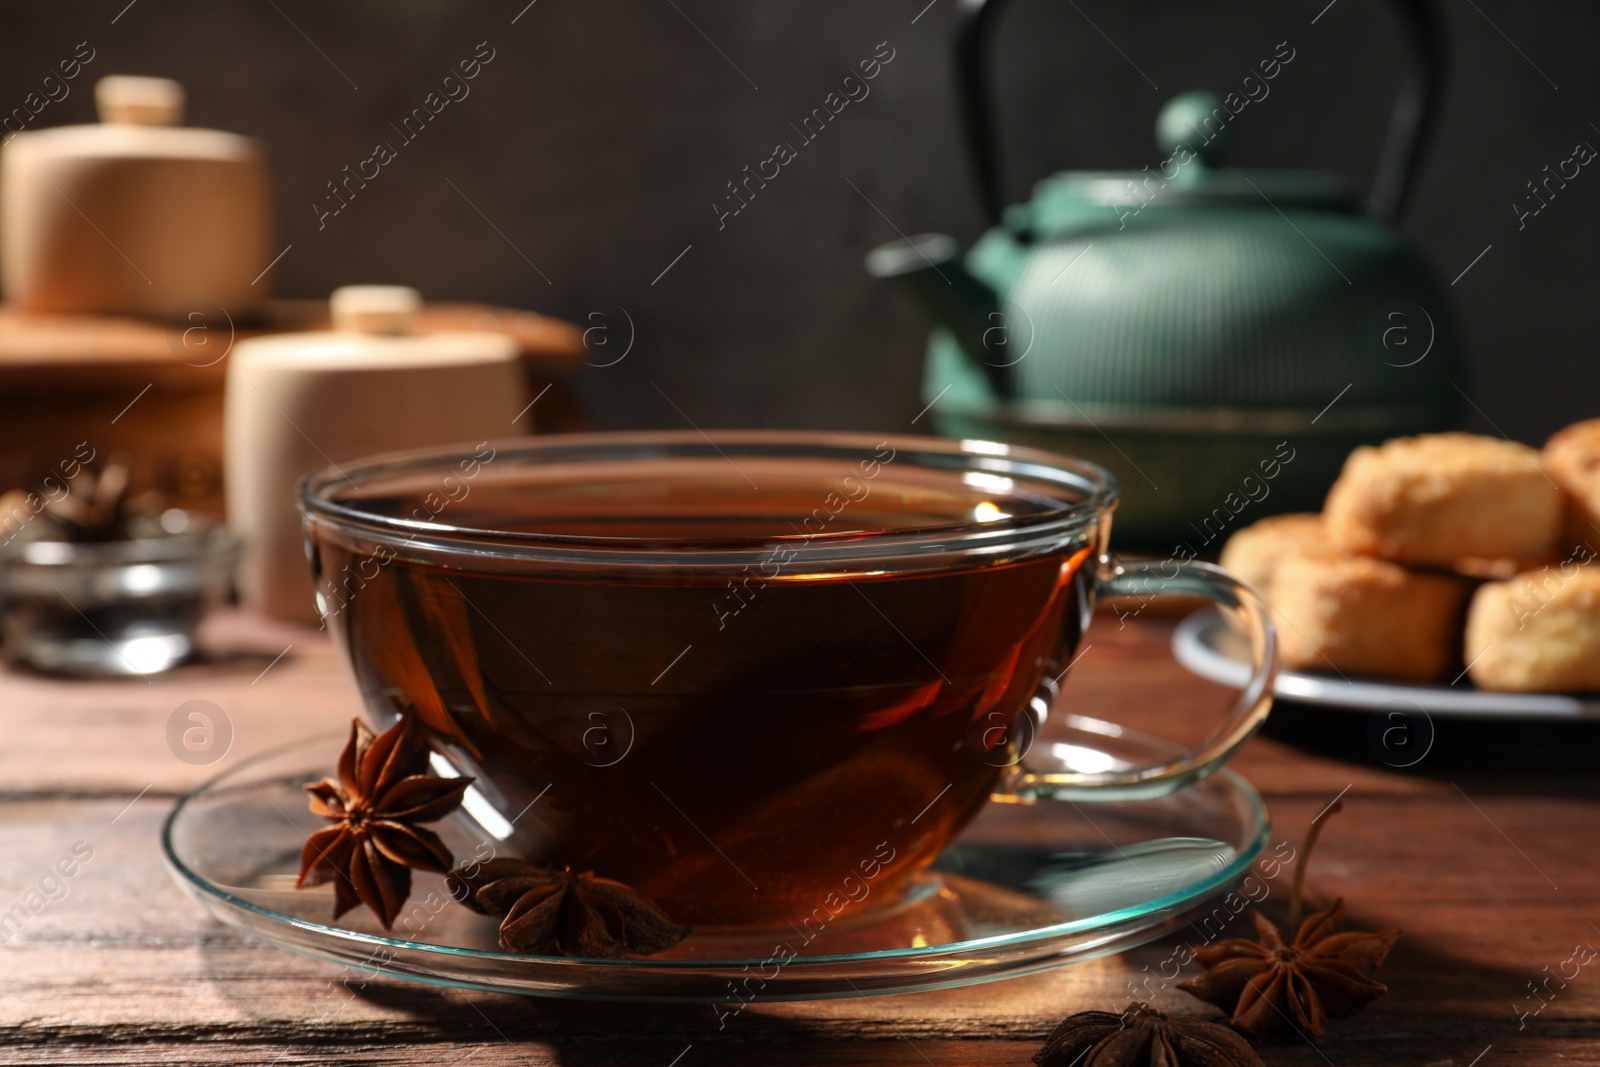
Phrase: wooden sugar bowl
[{"left": 1, "top": 75, "right": 273, "bottom": 318}]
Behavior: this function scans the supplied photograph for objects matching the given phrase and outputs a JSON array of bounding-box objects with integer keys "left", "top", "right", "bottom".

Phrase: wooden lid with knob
[{"left": 236, "top": 286, "right": 520, "bottom": 369}]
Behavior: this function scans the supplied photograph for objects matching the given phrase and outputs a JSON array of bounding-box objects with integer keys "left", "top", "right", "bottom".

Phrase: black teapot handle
[{"left": 954, "top": 0, "right": 1445, "bottom": 225}]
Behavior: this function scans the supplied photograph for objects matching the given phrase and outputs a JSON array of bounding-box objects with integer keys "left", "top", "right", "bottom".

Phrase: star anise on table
[
  {"left": 296, "top": 717, "right": 473, "bottom": 928},
  {"left": 1177, "top": 799, "right": 1401, "bottom": 1036},
  {"left": 447, "top": 857, "right": 689, "bottom": 958},
  {"left": 1034, "top": 1002, "right": 1263, "bottom": 1067}
]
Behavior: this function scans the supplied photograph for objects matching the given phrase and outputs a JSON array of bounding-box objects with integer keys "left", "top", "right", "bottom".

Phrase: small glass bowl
[{"left": 0, "top": 510, "right": 240, "bottom": 676}]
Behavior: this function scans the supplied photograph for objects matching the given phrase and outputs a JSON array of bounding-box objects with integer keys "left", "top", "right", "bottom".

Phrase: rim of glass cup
[{"left": 297, "top": 431, "right": 1118, "bottom": 569}]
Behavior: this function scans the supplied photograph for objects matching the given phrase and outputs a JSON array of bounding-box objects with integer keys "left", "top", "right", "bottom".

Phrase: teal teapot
[{"left": 868, "top": 0, "right": 1461, "bottom": 545}]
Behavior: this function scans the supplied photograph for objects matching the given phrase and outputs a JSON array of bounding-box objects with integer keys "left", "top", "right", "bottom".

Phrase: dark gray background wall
[{"left": 2, "top": 0, "right": 1593, "bottom": 444}]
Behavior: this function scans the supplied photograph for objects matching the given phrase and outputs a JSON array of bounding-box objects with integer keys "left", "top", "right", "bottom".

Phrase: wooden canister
[
  {"left": 226, "top": 286, "right": 524, "bottom": 623},
  {"left": 1, "top": 75, "right": 273, "bottom": 317}
]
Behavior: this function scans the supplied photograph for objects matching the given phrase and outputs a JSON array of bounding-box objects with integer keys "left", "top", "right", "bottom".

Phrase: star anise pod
[
  {"left": 447, "top": 857, "right": 689, "bottom": 958},
  {"left": 1034, "top": 1003, "right": 1262, "bottom": 1067},
  {"left": 1177, "top": 799, "right": 1401, "bottom": 1036},
  {"left": 296, "top": 717, "right": 473, "bottom": 929},
  {"left": 44, "top": 459, "right": 136, "bottom": 542}
]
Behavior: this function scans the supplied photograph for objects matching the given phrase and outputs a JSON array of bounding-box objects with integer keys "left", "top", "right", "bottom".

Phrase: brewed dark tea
[{"left": 307, "top": 443, "right": 1103, "bottom": 928}]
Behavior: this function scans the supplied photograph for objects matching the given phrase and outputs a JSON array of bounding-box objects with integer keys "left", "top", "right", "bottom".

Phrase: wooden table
[
  {"left": 0, "top": 301, "right": 589, "bottom": 516},
  {"left": 3, "top": 609, "right": 1595, "bottom": 1065}
]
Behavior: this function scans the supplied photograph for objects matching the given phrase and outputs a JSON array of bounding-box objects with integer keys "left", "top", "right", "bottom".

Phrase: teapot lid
[
  {"left": 1027, "top": 169, "right": 1361, "bottom": 211},
  {"left": 1013, "top": 91, "right": 1363, "bottom": 232}
]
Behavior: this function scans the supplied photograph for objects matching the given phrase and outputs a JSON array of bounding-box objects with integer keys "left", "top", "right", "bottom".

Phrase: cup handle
[{"left": 994, "top": 557, "right": 1276, "bottom": 802}]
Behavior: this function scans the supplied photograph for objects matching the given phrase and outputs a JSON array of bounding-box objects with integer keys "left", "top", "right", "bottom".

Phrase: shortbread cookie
[
  {"left": 1273, "top": 555, "right": 1470, "bottom": 682},
  {"left": 1324, "top": 433, "right": 1563, "bottom": 565},
  {"left": 1218, "top": 513, "right": 1331, "bottom": 598},
  {"left": 1544, "top": 419, "right": 1600, "bottom": 551},
  {"left": 1451, "top": 555, "right": 1558, "bottom": 581},
  {"left": 1465, "top": 564, "right": 1600, "bottom": 693}
]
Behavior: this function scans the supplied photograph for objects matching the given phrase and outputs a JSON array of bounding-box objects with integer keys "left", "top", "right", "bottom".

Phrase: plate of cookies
[{"left": 1174, "top": 426, "right": 1600, "bottom": 719}]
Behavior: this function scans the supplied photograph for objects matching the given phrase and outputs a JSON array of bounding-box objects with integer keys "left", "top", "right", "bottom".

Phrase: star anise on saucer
[
  {"left": 447, "top": 857, "right": 689, "bottom": 958},
  {"left": 1034, "top": 1003, "right": 1262, "bottom": 1067},
  {"left": 296, "top": 717, "right": 473, "bottom": 929},
  {"left": 1177, "top": 799, "right": 1401, "bottom": 1036}
]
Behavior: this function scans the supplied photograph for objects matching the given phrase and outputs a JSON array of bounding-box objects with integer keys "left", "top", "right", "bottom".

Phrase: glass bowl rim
[
  {"left": 0, "top": 510, "right": 240, "bottom": 566},
  {"left": 296, "top": 430, "right": 1119, "bottom": 565}
]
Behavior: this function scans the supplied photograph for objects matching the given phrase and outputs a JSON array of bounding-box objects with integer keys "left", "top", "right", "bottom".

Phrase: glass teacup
[{"left": 299, "top": 432, "right": 1273, "bottom": 929}]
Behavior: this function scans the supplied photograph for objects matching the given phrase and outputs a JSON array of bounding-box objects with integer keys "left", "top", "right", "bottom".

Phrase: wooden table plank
[
  {"left": 4, "top": 610, "right": 1600, "bottom": 1063},
  {"left": 0, "top": 607, "right": 1431, "bottom": 800},
  {"left": 0, "top": 611, "right": 352, "bottom": 798}
]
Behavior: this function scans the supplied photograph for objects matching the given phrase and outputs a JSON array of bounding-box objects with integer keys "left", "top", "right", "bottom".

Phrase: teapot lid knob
[
  {"left": 96, "top": 75, "right": 186, "bottom": 126},
  {"left": 1155, "top": 91, "right": 1232, "bottom": 172}
]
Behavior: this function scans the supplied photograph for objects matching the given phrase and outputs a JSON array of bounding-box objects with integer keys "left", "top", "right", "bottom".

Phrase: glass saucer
[{"left": 162, "top": 717, "right": 1268, "bottom": 1002}]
